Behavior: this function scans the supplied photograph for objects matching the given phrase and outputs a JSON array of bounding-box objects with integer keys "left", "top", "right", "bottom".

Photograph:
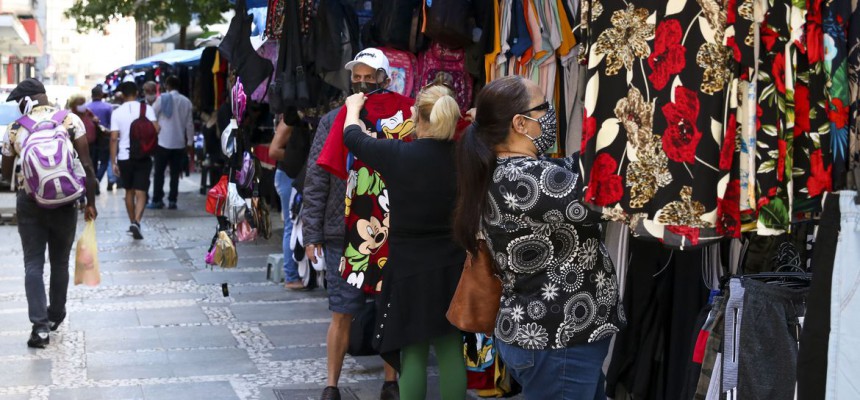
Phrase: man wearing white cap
[
  {"left": 344, "top": 48, "right": 392, "bottom": 96},
  {"left": 306, "top": 47, "right": 416, "bottom": 400}
]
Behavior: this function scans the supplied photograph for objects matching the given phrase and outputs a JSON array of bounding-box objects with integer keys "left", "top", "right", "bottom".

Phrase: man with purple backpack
[{"left": 0, "top": 78, "right": 98, "bottom": 349}]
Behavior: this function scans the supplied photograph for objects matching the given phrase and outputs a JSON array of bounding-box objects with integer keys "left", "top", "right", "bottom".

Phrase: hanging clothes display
[
  {"left": 605, "top": 239, "right": 713, "bottom": 400},
  {"left": 796, "top": 193, "right": 840, "bottom": 400},
  {"left": 824, "top": 191, "right": 860, "bottom": 399},
  {"left": 577, "top": 0, "right": 735, "bottom": 249},
  {"left": 244, "top": 1, "right": 860, "bottom": 397}
]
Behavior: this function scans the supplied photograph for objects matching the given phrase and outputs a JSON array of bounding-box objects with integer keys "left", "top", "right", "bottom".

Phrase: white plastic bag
[{"left": 74, "top": 220, "right": 100, "bottom": 286}]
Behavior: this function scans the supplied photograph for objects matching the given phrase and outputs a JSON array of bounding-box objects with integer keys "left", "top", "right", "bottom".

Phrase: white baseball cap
[{"left": 344, "top": 48, "right": 391, "bottom": 79}]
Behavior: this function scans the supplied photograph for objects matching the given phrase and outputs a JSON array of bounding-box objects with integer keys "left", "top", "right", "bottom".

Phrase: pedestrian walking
[
  {"left": 342, "top": 84, "right": 468, "bottom": 400},
  {"left": 269, "top": 110, "right": 306, "bottom": 290},
  {"left": 304, "top": 48, "right": 407, "bottom": 400},
  {"left": 148, "top": 75, "right": 194, "bottom": 210},
  {"left": 86, "top": 86, "right": 118, "bottom": 191},
  {"left": 0, "top": 79, "right": 98, "bottom": 348},
  {"left": 142, "top": 81, "right": 158, "bottom": 105},
  {"left": 453, "top": 76, "right": 624, "bottom": 400},
  {"left": 67, "top": 94, "right": 101, "bottom": 195},
  {"left": 110, "top": 81, "right": 159, "bottom": 240}
]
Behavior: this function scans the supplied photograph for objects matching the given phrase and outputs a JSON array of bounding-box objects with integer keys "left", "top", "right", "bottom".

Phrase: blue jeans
[
  {"left": 152, "top": 146, "right": 184, "bottom": 204},
  {"left": 496, "top": 338, "right": 611, "bottom": 400},
  {"left": 274, "top": 169, "right": 299, "bottom": 283},
  {"left": 16, "top": 192, "right": 78, "bottom": 332},
  {"left": 93, "top": 146, "right": 115, "bottom": 184}
]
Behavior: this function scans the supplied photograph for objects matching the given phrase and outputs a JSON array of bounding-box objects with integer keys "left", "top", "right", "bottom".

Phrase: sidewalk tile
[
  {"left": 49, "top": 386, "right": 145, "bottom": 400},
  {"left": 141, "top": 381, "right": 238, "bottom": 400},
  {"left": 0, "top": 359, "right": 51, "bottom": 387},
  {"left": 137, "top": 305, "right": 208, "bottom": 326}
]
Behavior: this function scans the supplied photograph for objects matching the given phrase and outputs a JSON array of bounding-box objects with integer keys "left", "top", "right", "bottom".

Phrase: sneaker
[
  {"left": 27, "top": 330, "right": 49, "bottom": 349},
  {"left": 380, "top": 381, "right": 399, "bottom": 400},
  {"left": 48, "top": 312, "right": 66, "bottom": 332},
  {"left": 146, "top": 201, "right": 165, "bottom": 210},
  {"left": 130, "top": 223, "right": 143, "bottom": 240},
  {"left": 106, "top": 182, "right": 113, "bottom": 191},
  {"left": 320, "top": 386, "right": 341, "bottom": 400},
  {"left": 168, "top": 202, "right": 177, "bottom": 210},
  {"left": 284, "top": 281, "right": 305, "bottom": 290}
]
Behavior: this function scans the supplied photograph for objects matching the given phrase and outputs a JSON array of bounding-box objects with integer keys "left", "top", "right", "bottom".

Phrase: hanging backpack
[
  {"left": 129, "top": 102, "right": 158, "bottom": 159},
  {"left": 234, "top": 152, "right": 256, "bottom": 189},
  {"left": 379, "top": 47, "right": 419, "bottom": 97},
  {"left": 315, "top": 0, "right": 360, "bottom": 92},
  {"left": 416, "top": 43, "right": 474, "bottom": 113},
  {"left": 206, "top": 175, "right": 229, "bottom": 216},
  {"left": 251, "top": 191, "right": 272, "bottom": 240},
  {"left": 422, "top": 0, "right": 475, "bottom": 49},
  {"left": 17, "top": 110, "right": 86, "bottom": 208},
  {"left": 364, "top": 0, "right": 422, "bottom": 51}
]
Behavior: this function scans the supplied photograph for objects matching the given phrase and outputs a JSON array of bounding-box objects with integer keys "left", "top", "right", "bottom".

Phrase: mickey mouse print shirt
[{"left": 318, "top": 92, "right": 415, "bottom": 294}]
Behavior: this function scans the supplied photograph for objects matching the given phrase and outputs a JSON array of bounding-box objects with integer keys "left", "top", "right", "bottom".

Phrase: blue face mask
[{"left": 0, "top": 101, "right": 22, "bottom": 125}]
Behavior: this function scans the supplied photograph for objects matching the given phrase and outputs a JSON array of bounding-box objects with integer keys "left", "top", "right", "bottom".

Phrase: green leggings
[{"left": 399, "top": 332, "right": 467, "bottom": 400}]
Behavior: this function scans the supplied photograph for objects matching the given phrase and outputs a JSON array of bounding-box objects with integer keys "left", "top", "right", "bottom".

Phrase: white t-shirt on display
[{"left": 110, "top": 101, "right": 156, "bottom": 161}]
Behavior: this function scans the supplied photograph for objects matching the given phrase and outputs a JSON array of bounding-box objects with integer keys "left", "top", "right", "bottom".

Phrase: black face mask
[{"left": 351, "top": 81, "right": 382, "bottom": 95}]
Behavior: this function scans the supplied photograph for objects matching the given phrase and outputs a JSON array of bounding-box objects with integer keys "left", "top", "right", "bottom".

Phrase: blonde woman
[{"left": 342, "top": 85, "right": 467, "bottom": 400}]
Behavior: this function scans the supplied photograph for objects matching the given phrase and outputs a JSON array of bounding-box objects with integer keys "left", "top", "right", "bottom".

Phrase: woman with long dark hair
[
  {"left": 453, "top": 76, "right": 624, "bottom": 399},
  {"left": 342, "top": 84, "right": 468, "bottom": 400}
]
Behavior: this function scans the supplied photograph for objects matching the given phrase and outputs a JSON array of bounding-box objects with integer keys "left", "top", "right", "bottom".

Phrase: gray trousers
[{"left": 17, "top": 191, "right": 78, "bottom": 332}]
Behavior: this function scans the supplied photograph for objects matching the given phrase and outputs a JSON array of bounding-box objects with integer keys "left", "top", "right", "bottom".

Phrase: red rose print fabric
[{"left": 578, "top": 0, "right": 737, "bottom": 249}]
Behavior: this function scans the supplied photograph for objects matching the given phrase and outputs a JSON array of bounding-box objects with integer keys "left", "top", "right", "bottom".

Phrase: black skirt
[{"left": 372, "top": 235, "right": 465, "bottom": 371}]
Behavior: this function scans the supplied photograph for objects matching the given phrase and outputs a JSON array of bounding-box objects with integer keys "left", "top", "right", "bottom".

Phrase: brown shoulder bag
[{"left": 446, "top": 239, "right": 502, "bottom": 335}]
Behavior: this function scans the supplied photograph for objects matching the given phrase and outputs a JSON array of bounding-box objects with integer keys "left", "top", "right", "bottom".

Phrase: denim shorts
[
  {"left": 324, "top": 241, "right": 367, "bottom": 315},
  {"left": 496, "top": 339, "right": 611, "bottom": 400}
]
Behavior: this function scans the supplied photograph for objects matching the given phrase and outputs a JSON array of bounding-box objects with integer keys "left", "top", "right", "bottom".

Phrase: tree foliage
[{"left": 64, "top": 0, "right": 232, "bottom": 39}]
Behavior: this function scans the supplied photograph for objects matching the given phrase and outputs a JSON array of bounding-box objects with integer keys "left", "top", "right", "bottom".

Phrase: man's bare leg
[{"left": 326, "top": 311, "right": 352, "bottom": 387}]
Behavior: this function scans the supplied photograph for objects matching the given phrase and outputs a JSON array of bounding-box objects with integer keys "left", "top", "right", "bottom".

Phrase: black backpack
[
  {"left": 363, "top": 0, "right": 422, "bottom": 51},
  {"left": 423, "top": 0, "right": 475, "bottom": 49},
  {"left": 314, "top": 0, "right": 360, "bottom": 87},
  {"left": 219, "top": 0, "right": 273, "bottom": 99}
]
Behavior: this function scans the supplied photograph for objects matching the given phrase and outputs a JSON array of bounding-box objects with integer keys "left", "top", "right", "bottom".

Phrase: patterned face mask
[{"left": 521, "top": 105, "right": 558, "bottom": 154}]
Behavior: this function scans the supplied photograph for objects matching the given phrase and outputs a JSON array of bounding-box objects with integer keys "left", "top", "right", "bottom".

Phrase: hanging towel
[{"left": 160, "top": 92, "right": 175, "bottom": 119}]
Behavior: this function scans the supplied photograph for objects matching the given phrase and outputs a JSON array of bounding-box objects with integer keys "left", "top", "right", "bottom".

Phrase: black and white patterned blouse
[{"left": 484, "top": 154, "right": 625, "bottom": 350}]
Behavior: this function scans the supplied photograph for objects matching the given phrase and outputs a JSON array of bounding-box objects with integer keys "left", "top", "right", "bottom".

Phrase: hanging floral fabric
[
  {"left": 732, "top": 0, "right": 832, "bottom": 232},
  {"left": 823, "top": 0, "right": 852, "bottom": 190},
  {"left": 578, "top": 0, "right": 737, "bottom": 249},
  {"left": 849, "top": 3, "right": 860, "bottom": 175},
  {"left": 265, "top": 0, "right": 285, "bottom": 39}
]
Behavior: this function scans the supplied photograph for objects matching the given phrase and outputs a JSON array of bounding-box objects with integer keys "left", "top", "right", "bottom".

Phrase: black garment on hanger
[
  {"left": 606, "top": 239, "right": 710, "bottom": 400},
  {"left": 797, "top": 193, "right": 841, "bottom": 400}
]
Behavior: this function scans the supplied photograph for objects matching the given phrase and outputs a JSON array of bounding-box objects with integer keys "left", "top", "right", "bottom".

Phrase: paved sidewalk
[{"left": 0, "top": 174, "right": 470, "bottom": 400}]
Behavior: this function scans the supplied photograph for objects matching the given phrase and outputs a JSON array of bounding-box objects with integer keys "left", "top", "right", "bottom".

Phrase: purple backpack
[
  {"left": 234, "top": 151, "right": 255, "bottom": 189},
  {"left": 17, "top": 110, "right": 86, "bottom": 208}
]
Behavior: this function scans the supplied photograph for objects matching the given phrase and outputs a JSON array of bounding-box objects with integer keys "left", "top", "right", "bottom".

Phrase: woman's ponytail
[
  {"left": 451, "top": 76, "right": 530, "bottom": 252},
  {"left": 428, "top": 94, "right": 460, "bottom": 140},
  {"left": 454, "top": 125, "right": 496, "bottom": 252}
]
